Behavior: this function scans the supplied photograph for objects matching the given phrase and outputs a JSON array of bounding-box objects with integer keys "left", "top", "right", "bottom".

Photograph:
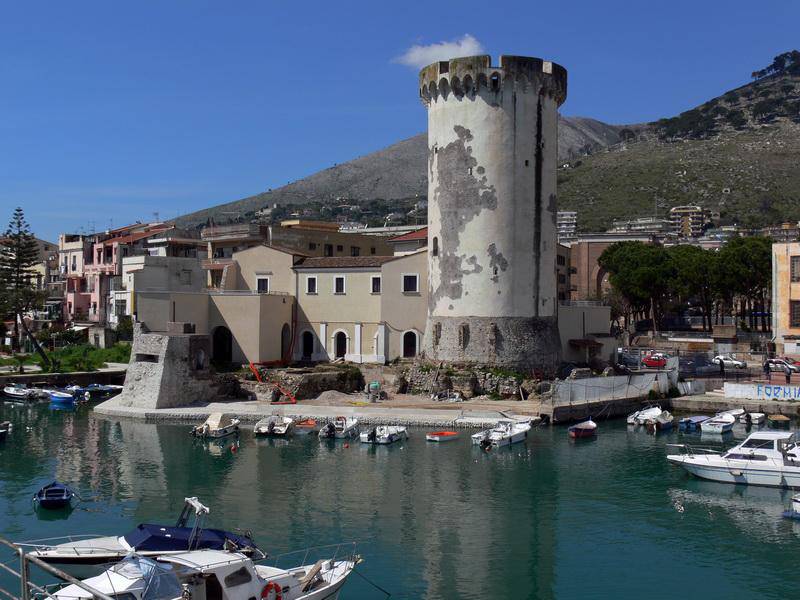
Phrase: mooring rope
[{"left": 353, "top": 567, "right": 392, "bottom": 598}]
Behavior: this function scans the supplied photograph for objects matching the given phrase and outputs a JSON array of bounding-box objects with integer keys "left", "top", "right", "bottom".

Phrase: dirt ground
[{"left": 299, "top": 389, "right": 540, "bottom": 416}]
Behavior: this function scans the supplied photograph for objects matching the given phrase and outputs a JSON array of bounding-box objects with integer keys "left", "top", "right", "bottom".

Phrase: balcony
[{"left": 201, "top": 223, "right": 263, "bottom": 242}]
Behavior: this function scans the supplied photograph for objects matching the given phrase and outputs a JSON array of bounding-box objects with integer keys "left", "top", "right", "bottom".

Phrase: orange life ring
[{"left": 261, "top": 581, "right": 282, "bottom": 600}]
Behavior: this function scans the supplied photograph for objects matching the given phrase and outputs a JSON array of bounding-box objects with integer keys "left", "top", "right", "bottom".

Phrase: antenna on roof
[
  {"left": 153, "top": 211, "right": 160, "bottom": 223},
  {"left": 88, "top": 220, "right": 96, "bottom": 234}
]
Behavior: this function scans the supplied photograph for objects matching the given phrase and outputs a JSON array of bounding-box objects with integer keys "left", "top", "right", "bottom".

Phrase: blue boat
[
  {"left": 34, "top": 481, "right": 75, "bottom": 509},
  {"left": 49, "top": 390, "right": 77, "bottom": 406},
  {"left": 782, "top": 494, "right": 800, "bottom": 520},
  {"left": 678, "top": 415, "right": 709, "bottom": 432}
]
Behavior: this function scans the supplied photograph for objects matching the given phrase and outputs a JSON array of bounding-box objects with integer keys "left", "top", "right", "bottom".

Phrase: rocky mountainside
[
  {"left": 174, "top": 116, "right": 622, "bottom": 228},
  {"left": 559, "top": 53, "right": 800, "bottom": 231}
]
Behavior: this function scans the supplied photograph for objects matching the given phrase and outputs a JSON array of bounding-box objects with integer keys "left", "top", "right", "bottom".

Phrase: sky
[{"left": 1, "top": 0, "right": 798, "bottom": 241}]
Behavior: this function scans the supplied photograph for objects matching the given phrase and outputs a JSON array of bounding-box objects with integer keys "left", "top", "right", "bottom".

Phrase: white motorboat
[
  {"left": 191, "top": 414, "right": 240, "bottom": 439},
  {"left": 739, "top": 412, "right": 766, "bottom": 425},
  {"left": 318, "top": 417, "right": 359, "bottom": 439},
  {"left": 627, "top": 405, "right": 662, "bottom": 425},
  {"left": 667, "top": 431, "right": 800, "bottom": 488},
  {"left": 254, "top": 415, "right": 294, "bottom": 437},
  {"left": 700, "top": 413, "right": 736, "bottom": 434},
  {"left": 644, "top": 410, "right": 674, "bottom": 433},
  {"left": 359, "top": 425, "right": 408, "bottom": 445},
  {"left": 720, "top": 408, "right": 745, "bottom": 419},
  {"left": 21, "top": 497, "right": 262, "bottom": 579},
  {"left": 48, "top": 547, "right": 360, "bottom": 600},
  {"left": 471, "top": 420, "right": 531, "bottom": 449},
  {"left": 3, "top": 384, "right": 36, "bottom": 401}
]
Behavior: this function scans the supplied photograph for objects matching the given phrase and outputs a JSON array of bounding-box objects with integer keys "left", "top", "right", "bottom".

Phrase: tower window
[
  {"left": 459, "top": 323, "right": 470, "bottom": 349},
  {"left": 432, "top": 237, "right": 439, "bottom": 257},
  {"left": 490, "top": 73, "right": 500, "bottom": 91},
  {"left": 525, "top": 160, "right": 529, "bottom": 167},
  {"left": 468, "top": 167, "right": 473, "bottom": 176},
  {"left": 433, "top": 322, "right": 442, "bottom": 347}
]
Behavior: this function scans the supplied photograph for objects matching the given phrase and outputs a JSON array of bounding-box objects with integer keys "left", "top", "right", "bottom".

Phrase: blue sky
[{"left": 1, "top": 0, "right": 798, "bottom": 241}]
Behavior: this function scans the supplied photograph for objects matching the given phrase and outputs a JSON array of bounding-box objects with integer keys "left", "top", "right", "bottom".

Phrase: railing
[
  {"left": 0, "top": 536, "right": 115, "bottom": 600},
  {"left": 265, "top": 542, "right": 359, "bottom": 572}
]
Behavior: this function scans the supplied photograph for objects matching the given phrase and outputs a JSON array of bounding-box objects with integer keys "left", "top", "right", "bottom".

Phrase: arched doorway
[
  {"left": 280, "top": 323, "right": 291, "bottom": 361},
  {"left": 334, "top": 331, "right": 347, "bottom": 359},
  {"left": 402, "top": 331, "right": 418, "bottom": 358},
  {"left": 212, "top": 326, "right": 232, "bottom": 363},
  {"left": 301, "top": 331, "right": 314, "bottom": 360}
]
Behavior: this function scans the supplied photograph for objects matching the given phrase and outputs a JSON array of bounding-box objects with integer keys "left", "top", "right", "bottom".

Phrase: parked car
[
  {"left": 642, "top": 354, "right": 668, "bottom": 369},
  {"left": 779, "top": 357, "right": 800, "bottom": 366},
  {"left": 712, "top": 355, "right": 746, "bottom": 369},
  {"left": 767, "top": 358, "right": 800, "bottom": 373}
]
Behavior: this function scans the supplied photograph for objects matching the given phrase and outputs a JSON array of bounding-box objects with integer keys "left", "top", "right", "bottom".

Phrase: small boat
[
  {"left": 768, "top": 414, "right": 791, "bottom": 429},
  {"left": 318, "top": 417, "right": 359, "bottom": 439},
  {"left": 49, "top": 390, "right": 77, "bottom": 406},
  {"left": 49, "top": 547, "right": 359, "bottom": 600},
  {"left": 23, "top": 497, "right": 262, "bottom": 578},
  {"left": 782, "top": 494, "right": 800, "bottom": 520},
  {"left": 191, "top": 413, "right": 240, "bottom": 439},
  {"left": 294, "top": 418, "right": 319, "bottom": 435},
  {"left": 700, "top": 413, "right": 736, "bottom": 434},
  {"left": 3, "top": 384, "right": 36, "bottom": 401},
  {"left": 568, "top": 419, "right": 597, "bottom": 439},
  {"left": 254, "top": 415, "right": 294, "bottom": 437},
  {"left": 0, "top": 421, "right": 11, "bottom": 440},
  {"left": 645, "top": 411, "right": 674, "bottom": 434},
  {"left": 720, "top": 408, "right": 746, "bottom": 419},
  {"left": 471, "top": 420, "right": 531, "bottom": 450},
  {"left": 667, "top": 431, "right": 800, "bottom": 488},
  {"left": 85, "top": 383, "right": 123, "bottom": 399},
  {"left": 627, "top": 405, "right": 662, "bottom": 425},
  {"left": 426, "top": 430, "right": 460, "bottom": 442},
  {"left": 678, "top": 416, "right": 710, "bottom": 432},
  {"left": 33, "top": 481, "right": 75, "bottom": 510},
  {"left": 360, "top": 425, "right": 408, "bottom": 445},
  {"left": 64, "top": 385, "right": 91, "bottom": 401},
  {"left": 739, "top": 412, "right": 766, "bottom": 425}
]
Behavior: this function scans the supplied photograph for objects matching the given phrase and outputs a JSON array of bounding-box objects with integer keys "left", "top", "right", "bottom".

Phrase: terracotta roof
[
  {"left": 103, "top": 225, "right": 172, "bottom": 246},
  {"left": 294, "top": 256, "right": 397, "bottom": 269},
  {"left": 388, "top": 227, "right": 428, "bottom": 243}
]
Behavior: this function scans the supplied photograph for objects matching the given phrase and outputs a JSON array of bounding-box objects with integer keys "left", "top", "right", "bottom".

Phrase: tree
[
  {"left": 0, "top": 207, "right": 52, "bottom": 368},
  {"left": 717, "top": 236, "right": 772, "bottom": 331},
  {"left": 667, "top": 245, "right": 718, "bottom": 331}
]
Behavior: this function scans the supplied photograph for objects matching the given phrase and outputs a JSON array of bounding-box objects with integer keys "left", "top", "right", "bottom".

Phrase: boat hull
[
  {"left": 668, "top": 456, "right": 800, "bottom": 488},
  {"left": 426, "top": 431, "right": 460, "bottom": 442}
]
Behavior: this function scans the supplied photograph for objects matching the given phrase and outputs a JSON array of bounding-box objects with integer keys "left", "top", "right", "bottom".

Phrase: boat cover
[
  {"left": 123, "top": 524, "right": 254, "bottom": 553},
  {"left": 204, "top": 413, "right": 234, "bottom": 429}
]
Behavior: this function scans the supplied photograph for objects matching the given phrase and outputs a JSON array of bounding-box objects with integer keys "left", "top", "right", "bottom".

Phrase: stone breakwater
[{"left": 93, "top": 400, "right": 536, "bottom": 429}]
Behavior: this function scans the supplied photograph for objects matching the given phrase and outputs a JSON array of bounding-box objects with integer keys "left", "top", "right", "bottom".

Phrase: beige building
[{"left": 772, "top": 242, "right": 800, "bottom": 355}]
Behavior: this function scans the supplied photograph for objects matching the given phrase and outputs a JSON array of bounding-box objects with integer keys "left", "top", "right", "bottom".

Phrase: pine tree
[{"left": 0, "top": 207, "right": 51, "bottom": 367}]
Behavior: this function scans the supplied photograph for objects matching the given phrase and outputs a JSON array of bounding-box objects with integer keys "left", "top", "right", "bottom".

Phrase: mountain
[
  {"left": 173, "top": 116, "right": 622, "bottom": 229},
  {"left": 558, "top": 53, "right": 800, "bottom": 231},
  {"left": 175, "top": 52, "right": 800, "bottom": 233}
]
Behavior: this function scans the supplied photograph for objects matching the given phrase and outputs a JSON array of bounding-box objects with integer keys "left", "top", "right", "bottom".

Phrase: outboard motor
[
  {"left": 479, "top": 437, "right": 492, "bottom": 452},
  {"left": 367, "top": 428, "right": 377, "bottom": 443},
  {"left": 268, "top": 420, "right": 276, "bottom": 434},
  {"left": 322, "top": 422, "right": 335, "bottom": 438}
]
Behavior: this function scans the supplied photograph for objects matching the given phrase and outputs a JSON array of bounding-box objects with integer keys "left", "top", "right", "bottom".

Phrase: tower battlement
[{"left": 419, "top": 55, "right": 567, "bottom": 106}]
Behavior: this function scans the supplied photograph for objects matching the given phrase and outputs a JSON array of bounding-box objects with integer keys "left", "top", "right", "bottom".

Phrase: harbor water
[{"left": 2, "top": 402, "right": 800, "bottom": 599}]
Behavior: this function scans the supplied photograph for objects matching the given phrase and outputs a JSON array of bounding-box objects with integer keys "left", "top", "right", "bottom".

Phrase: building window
[
  {"left": 306, "top": 276, "right": 317, "bottom": 294},
  {"left": 334, "top": 276, "right": 346, "bottom": 295},
  {"left": 308, "top": 242, "right": 317, "bottom": 251},
  {"left": 792, "top": 256, "right": 800, "bottom": 282},
  {"left": 324, "top": 244, "right": 333, "bottom": 257},
  {"left": 402, "top": 273, "right": 419, "bottom": 294},
  {"left": 180, "top": 270, "right": 192, "bottom": 285},
  {"left": 257, "top": 277, "right": 270, "bottom": 293},
  {"left": 351, "top": 246, "right": 360, "bottom": 257},
  {"left": 336, "top": 245, "right": 344, "bottom": 252},
  {"left": 558, "top": 273, "right": 566, "bottom": 284},
  {"left": 370, "top": 247, "right": 376, "bottom": 255},
  {"left": 432, "top": 237, "right": 438, "bottom": 257},
  {"left": 371, "top": 276, "right": 381, "bottom": 294},
  {"left": 792, "top": 301, "right": 800, "bottom": 328}
]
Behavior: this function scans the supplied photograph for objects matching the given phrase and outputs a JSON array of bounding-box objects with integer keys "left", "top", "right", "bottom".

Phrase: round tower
[{"left": 419, "top": 55, "right": 567, "bottom": 374}]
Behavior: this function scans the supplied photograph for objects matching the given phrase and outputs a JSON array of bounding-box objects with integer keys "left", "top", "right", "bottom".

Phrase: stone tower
[{"left": 419, "top": 55, "right": 567, "bottom": 374}]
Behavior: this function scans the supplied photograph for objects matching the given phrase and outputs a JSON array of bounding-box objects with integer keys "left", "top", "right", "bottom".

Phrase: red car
[{"left": 642, "top": 354, "right": 667, "bottom": 368}]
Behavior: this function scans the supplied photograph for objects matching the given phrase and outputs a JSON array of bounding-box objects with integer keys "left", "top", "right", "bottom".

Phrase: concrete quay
[
  {"left": 670, "top": 393, "right": 800, "bottom": 416},
  {"left": 93, "top": 398, "right": 539, "bottom": 429}
]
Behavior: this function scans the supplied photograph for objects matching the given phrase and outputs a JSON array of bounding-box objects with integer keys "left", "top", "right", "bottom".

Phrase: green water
[{"left": 1, "top": 402, "right": 799, "bottom": 599}]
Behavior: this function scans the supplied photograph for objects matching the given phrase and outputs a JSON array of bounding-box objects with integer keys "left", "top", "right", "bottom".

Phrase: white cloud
[{"left": 394, "top": 34, "right": 485, "bottom": 69}]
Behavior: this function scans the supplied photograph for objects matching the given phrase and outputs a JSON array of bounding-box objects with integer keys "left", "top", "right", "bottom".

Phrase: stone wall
[
  {"left": 403, "top": 362, "right": 532, "bottom": 400},
  {"left": 100, "top": 322, "right": 240, "bottom": 410},
  {"left": 244, "top": 365, "right": 365, "bottom": 401}
]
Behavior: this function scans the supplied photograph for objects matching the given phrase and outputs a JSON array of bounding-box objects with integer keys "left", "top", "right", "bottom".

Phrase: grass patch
[{"left": 34, "top": 343, "right": 132, "bottom": 373}]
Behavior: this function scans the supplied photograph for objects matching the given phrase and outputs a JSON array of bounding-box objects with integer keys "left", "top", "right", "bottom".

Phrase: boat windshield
[
  {"left": 111, "top": 556, "right": 182, "bottom": 600},
  {"left": 740, "top": 438, "right": 776, "bottom": 450}
]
